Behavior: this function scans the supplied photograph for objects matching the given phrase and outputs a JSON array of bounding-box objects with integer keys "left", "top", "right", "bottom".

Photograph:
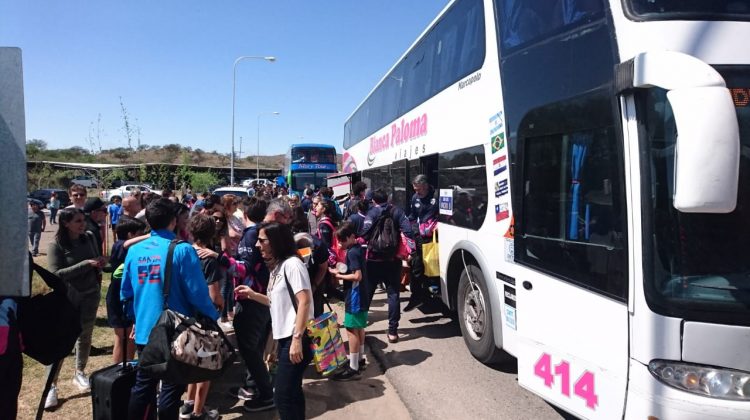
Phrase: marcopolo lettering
[
  {"left": 368, "top": 113, "right": 428, "bottom": 156},
  {"left": 458, "top": 72, "right": 481, "bottom": 89}
]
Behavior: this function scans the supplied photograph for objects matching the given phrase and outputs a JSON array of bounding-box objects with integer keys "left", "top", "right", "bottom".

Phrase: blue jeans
[
  {"left": 367, "top": 260, "right": 402, "bottom": 335},
  {"left": 28, "top": 231, "right": 41, "bottom": 255},
  {"left": 128, "top": 346, "right": 186, "bottom": 420},
  {"left": 220, "top": 276, "right": 235, "bottom": 319},
  {"left": 274, "top": 336, "right": 313, "bottom": 420}
]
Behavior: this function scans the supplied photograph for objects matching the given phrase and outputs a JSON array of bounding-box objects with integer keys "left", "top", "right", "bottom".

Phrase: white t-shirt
[{"left": 268, "top": 257, "right": 314, "bottom": 339}]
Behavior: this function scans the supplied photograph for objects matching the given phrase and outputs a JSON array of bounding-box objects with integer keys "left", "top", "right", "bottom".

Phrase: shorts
[
  {"left": 106, "top": 278, "right": 132, "bottom": 329},
  {"left": 343, "top": 311, "right": 368, "bottom": 329}
]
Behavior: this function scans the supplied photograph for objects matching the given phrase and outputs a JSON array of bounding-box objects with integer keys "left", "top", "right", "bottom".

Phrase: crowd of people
[{"left": 13, "top": 175, "right": 438, "bottom": 420}]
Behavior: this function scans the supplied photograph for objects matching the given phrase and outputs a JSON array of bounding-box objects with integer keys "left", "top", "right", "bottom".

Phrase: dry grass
[
  {"left": 18, "top": 224, "right": 117, "bottom": 420},
  {"left": 19, "top": 254, "right": 117, "bottom": 420}
]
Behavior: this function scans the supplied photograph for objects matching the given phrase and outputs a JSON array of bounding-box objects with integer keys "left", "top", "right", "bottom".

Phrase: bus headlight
[{"left": 649, "top": 360, "right": 750, "bottom": 400}]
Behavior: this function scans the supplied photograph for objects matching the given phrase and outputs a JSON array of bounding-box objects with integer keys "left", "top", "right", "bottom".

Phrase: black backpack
[{"left": 368, "top": 206, "right": 399, "bottom": 260}]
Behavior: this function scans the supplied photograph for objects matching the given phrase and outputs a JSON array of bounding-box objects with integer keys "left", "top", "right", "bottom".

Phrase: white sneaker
[
  {"left": 204, "top": 407, "right": 220, "bottom": 420},
  {"left": 44, "top": 385, "right": 58, "bottom": 410},
  {"left": 73, "top": 371, "right": 91, "bottom": 391}
]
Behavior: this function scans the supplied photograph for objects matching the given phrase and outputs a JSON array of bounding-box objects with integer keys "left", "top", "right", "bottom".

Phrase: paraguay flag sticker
[{"left": 493, "top": 155, "right": 507, "bottom": 176}]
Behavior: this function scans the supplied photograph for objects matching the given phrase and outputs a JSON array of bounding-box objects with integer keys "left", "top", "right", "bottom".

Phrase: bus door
[
  {"left": 512, "top": 91, "right": 629, "bottom": 419},
  {"left": 406, "top": 154, "right": 438, "bottom": 205},
  {"left": 408, "top": 156, "right": 438, "bottom": 184}
]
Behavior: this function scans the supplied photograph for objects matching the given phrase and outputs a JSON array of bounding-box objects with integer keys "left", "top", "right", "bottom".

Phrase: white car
[
  {"left": 100, "top": 185, "right": 163, "bottom": 201},
  {"left": 212, "top": 186, "right": 251, "bottom": 199},
  {"left": 70, "top": 175, "right": 100, "bottom": 188},
  {"left": 241, "top": 178, "right": 273, "bottom": 188}
]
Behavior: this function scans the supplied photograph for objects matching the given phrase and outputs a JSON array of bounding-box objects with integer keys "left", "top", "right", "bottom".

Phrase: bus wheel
[{"left": 457, "top": 264, "right": 504, "bottom": 364}]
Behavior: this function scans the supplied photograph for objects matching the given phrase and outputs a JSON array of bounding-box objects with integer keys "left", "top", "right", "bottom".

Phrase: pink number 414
[{"left": 534, "top": 353, "right": 598, "bottom": 410}]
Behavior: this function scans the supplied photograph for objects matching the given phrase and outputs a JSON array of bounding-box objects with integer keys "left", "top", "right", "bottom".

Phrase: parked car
[
  {"left": 70, "top": 175, "right": 100, "bottom": 188},
  {"left": 27, "top": 197, "right": 45, "bottom": 207},
  {"left": 241, "top": 178, "right": 273, "bottom": 188},
  {"left": 28, "top": 189, "right": 71, "bottom": 207},
  {"left": 100, "top": 184, "right": 163, "bottom": 201},
  {"left": 110, "top": 179, "right": 138, "bottom": 188},
  {"left": 211, "top": 186, "right": 251, "bottom": 199}
]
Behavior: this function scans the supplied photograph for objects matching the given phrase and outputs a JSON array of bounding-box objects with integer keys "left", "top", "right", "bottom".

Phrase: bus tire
[{"left": 457, "top": 264, "right": 504, "bottom": 364}]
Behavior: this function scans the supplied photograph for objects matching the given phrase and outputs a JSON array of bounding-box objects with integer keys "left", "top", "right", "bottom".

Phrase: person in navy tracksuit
[{"left": 358, "top": 188, "right": 413, "bottom": 343}]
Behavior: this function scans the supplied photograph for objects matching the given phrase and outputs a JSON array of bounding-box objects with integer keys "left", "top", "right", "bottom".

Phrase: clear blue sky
[{"left": 1, "top": 1, "right": 448, "bottom": 156}]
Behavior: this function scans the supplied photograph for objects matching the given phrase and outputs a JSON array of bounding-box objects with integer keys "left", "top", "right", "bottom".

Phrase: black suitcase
[{"left": 90, "top": 335, "right": 137, "bottom": 420}]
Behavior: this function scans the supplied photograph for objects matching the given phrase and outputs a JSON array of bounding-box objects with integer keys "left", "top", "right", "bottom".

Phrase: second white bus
[{"left": 341, "top": 0, "right": 750, "bottom": 418}]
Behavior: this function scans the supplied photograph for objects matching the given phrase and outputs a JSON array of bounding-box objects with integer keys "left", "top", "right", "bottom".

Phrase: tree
[
  {"left": 189, "top": 171, "right": 220, "bottom": 194},
  {"left": 111, "top": 147, "right": 130, "bottom": 164},
  {"left": 119, "top": 96, "right": 134, "bottom": 150},
  {"left": 100, "top": 168, "right": 127, "bottom": 188},
  {"left": 163, "top": 144, "right": 182, "bottom": 156},
  {"left": 26, "top": 139, "right": 47, "bottom": 159},
  {"left": 218, "top": 153, "right": 229, "bottom": 166}
]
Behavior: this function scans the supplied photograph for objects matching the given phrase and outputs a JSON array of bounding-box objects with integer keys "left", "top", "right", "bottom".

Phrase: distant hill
[
  {"left": 28, "top": 143, "right": 283, "bottom": 168},
  {"left": 27, "top": 143, "right": 342, "bottom": 169}
]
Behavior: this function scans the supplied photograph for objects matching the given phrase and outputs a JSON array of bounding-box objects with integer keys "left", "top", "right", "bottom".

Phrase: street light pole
[
  {"left": 257, "top": 111, "right": 280, "bottom": 180},
  {"left": 231, "top": 55, "right": 275, "bottom": 185}
]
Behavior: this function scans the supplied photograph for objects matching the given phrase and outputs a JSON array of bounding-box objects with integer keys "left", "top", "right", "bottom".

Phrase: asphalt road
[{"left": 365, "top": 289, "right": 577, "bottom": 420}]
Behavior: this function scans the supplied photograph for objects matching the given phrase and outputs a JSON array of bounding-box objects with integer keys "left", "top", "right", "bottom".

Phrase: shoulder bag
[
  {"left": 283, "top": 265, "right": 348, "bottom": 376},
  {"left": 21, "top": 260, "right": 82, "bottom": 365},
  {"left": 138, "top": 240, "right": 236, "bottom": 384},
  {"left": 422, "top": 229, "right": 440, "bottom": 278}
]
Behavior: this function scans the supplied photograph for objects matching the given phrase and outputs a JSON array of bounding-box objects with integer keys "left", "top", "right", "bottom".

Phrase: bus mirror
[
  {"left": 667, "top": 87, "right": 739, "bottom": 213},
  {"left": 623, "top": 50, "right": 741, "bottom": 213}
]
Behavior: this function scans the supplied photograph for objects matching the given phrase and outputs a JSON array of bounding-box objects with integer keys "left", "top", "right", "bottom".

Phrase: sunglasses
[{"left": 213, "top": 216, "right": 226, "bottom": 222}]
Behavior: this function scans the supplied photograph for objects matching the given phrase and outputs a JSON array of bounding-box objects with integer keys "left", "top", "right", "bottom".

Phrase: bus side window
[
  {"left": 437, "top": 145, "right": 488, "bottom": 230},
  {"left": 516, "top": 89, "right": 627, "bottom": 301}
]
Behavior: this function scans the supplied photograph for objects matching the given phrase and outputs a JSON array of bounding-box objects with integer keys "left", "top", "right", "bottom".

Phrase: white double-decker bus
[{"left": 341, "top": 0, "right": 750, "bottom": 418}]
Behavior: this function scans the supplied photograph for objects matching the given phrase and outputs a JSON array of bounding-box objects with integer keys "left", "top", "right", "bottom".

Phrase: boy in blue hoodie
[{"left": 121, "top": 198, "right": 219, "bottom": 419}]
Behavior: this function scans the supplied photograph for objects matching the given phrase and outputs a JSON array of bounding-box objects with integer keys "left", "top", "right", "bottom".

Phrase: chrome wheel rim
[{"left": 463, "top": 283, "right": 486, "bottom": 341}]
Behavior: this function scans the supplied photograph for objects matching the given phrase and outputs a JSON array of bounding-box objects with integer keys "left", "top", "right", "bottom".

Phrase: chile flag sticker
[{"left": 495, "top": 203, "right": 510, "bottom": 222}]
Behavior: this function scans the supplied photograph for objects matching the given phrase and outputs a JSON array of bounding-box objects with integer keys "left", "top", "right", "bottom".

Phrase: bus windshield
[
  {"left": 641, "top": 67, "right": 750, "bottom": 325},
  {"left": 291, "top": 147, "right": 336, "bottom": 164},
  {"left": 625, "top": 0, "right": 750, "bottom": 21},
  {"left": 291, "top": 172, "right": 330, "bottom": 192}
]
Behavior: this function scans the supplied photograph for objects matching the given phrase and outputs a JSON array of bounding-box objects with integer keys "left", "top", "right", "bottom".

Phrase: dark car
[{"left": 28, "top": 189, "right": 71, "bottom": 208}]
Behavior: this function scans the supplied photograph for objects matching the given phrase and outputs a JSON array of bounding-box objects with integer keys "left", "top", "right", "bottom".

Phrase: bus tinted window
[
  {"left": 362, "top": 166, "right": 394, "bottom": 198},
  {"left": 624, "top": 0, "right": 750, "bottom": 21},
  {"left": 516, "top": 90, "right": 627, "bottom": 301},
  {"left": 498, "top": 0, "right": 604, "bottom": 50},
  {"left": 291, "top": 147, "right": 335, "bottom": 163},
  {"left": 438, "top": 145, "right": 488, "bottom": 230},
  {"left": 391, "top": 160, "right": 408, "bottom": 209},
  {"left": 344, "top": 0, "right": 485, "bottom": 149}
]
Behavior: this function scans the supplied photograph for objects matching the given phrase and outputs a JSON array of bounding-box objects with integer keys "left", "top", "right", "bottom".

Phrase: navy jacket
[{"left": 409, "top": 187, "right": 439, "bottom": 225}]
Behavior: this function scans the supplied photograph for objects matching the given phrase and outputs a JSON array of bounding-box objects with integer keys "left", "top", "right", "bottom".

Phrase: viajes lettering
[{"left": 368, "top": 113, "right": 428, "bottom": 156}]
